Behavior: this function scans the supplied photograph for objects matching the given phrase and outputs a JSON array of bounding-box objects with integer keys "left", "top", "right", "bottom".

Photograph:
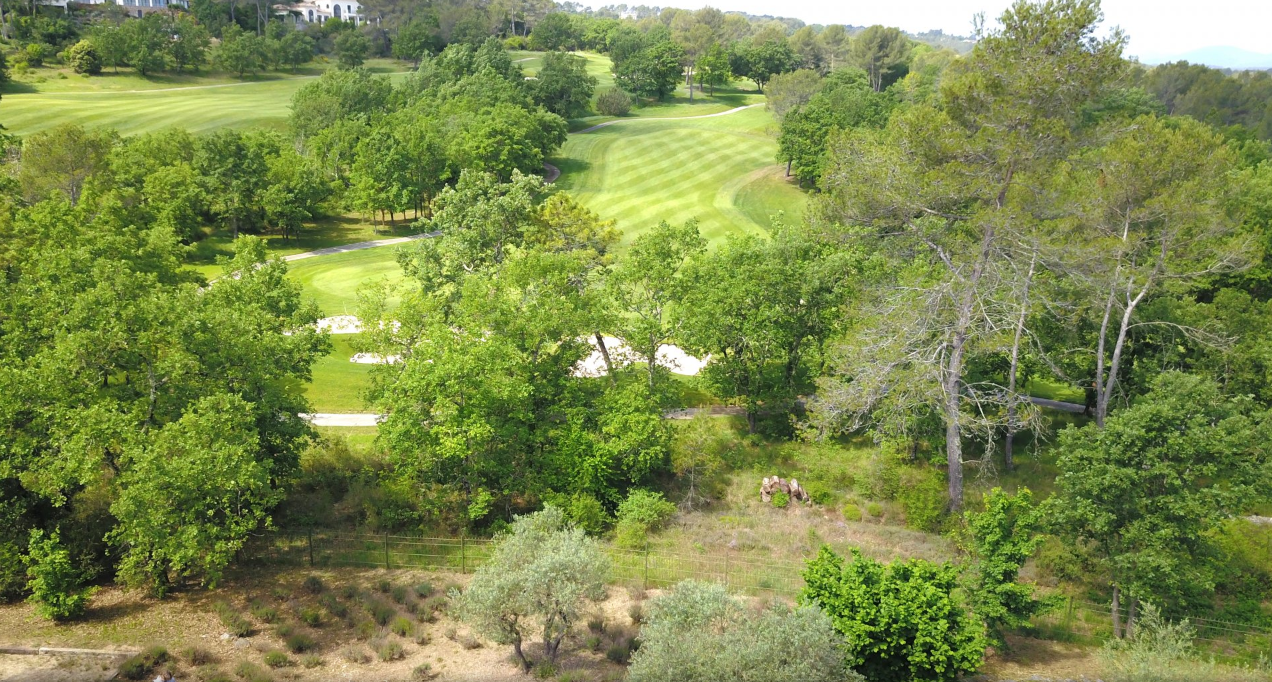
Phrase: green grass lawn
[
  {"left": 304, "top": 334, "right": 375, "bottom": 413},
  {"left": 552, "top": 105, "right": 804, "bottom": 246},
  {"left": 285, "top": 244, "right": 407, "bottom": 316},
  {"left": 0, "top": 58, "right": 410, "bottom": 135}
]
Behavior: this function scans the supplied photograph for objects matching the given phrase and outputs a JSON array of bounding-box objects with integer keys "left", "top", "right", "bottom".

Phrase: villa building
[{"left": 286, "top": 0, "right": 366, "bottom": 26}]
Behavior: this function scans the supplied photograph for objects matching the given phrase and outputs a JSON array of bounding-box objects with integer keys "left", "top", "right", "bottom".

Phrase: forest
[{"left": 1, "top": 0, "right": 1271, "bottom": 680}]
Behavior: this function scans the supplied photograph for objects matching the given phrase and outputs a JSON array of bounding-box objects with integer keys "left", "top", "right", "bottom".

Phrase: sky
[{"left": 583, "top": 0, "right": 1272, "bottom": 64}]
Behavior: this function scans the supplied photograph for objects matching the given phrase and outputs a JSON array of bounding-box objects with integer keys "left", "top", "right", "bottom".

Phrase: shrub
[
  {"left": 301, "top": 575, "right": 324, "bottom": 594},
  {"left": 339, "top": 584, "right": 359, "bottom": 599},
  {"left": 262, "top": 650, "right": 291, "bottom": 668},
  {"left": 413, "top": 581, "right": 434, "bottom": 599},
  {"left": 628, "top": 580, "right": 856, "bottom": 682},
  {"left": 865, "top": 501, "right": 884, "bottom": 518},
  {"left": 616, "top": 490, "right": 676, "bottom": 529},
  {"left": 375, "top": 639, "right": 404, "bottom": 661},
  {"left": 411, "top": 662, "right": 436, "bottom": 680},
  {"left": 299, "top": 607, "right": 322, "bottom": 627},
  {"left": 587, "top": 615, "right": 606, "bottom": 633},
  {"left": 533, "top": 661, "right": 558, "bottom": 678},
  {"left": 117, "top": 645, "right": 169, "bottom": 680},
  {"left": 319, "top": 593, "right": 348, "bottom": 619},
  {"left": 233, "top": 661, "right": 273, "bottom": 682},
  {"left": 566, "top": 493, "right": 611, "bottom": 535},
  {"left": 390, "top": 584, "right": 410, "bottom": 604},
  {"left": 65, "top": 40, "right": 101, "bottom": 75},
  {"left": 374, "top": 578, "right": 392, "bottom": 593},
  {"left": 896, "top": 466, "right": 947, "bottom": 532},
  {"left": 249, "top": 600, "right": 278, "bottom": 623},
  {"left": 771, "top": 492, "right": 790, "bottom": 508},
  {"left": 413, "top": 631, "right": 431, "bottom": 645},
  {"left": 354, "top": 619, "right": 377, "bottom": 640},
  {"left": 596, "top": 88, "right": 633, "bottom": 116},
  {"left": 285, "top": 633, "right": 317, "bottom": 653},
  {"left": 299, "top": 653, "right": 322, "bottom": 668},
  {"left": 368, "top": 599, "right": 395, "bottom": 626},
  {"left": 967, "top": 488, "right": 1053, "bottom": 646},
  {"left": 628, "top": 602, "right": 643, "bottom": 625},
  {"left": 23, "top": 43, "right": 49, "bottom": 67},
  {"left": 614, "top": 519, "right": 649, "bottom": 550},
  {"left": 273, "top": 623, "right": 294, "bottom": 639},
  {"left": 605, "top": 643, "right": 631, "bottom": 664},
  {"left": 390, "top": 615, "right": 414, "bottom": 636},
  {"left": 585, "top": 634, "right": 602, "bottom": 651},
  {"left": 800, "top": 547, "right": 984, "bottom": 682},
  {"left": 457, "top": 507, "right": 608, "bottom": 672},
  {"left": 842, "top": 503, "right": 863, "bottom": 522},
  {"left": 24, "top": 529, "right": 95, "bottom": 621},
  {"left": 338, "top": 644, "right": 370, "bottom": 664},
  {"left": 214, "top": 601, "right": 252, "bottom": 637},
  {"left": 503, "top": 36, "right": 527, "bottom": 50},
  {"left": 203, "top": 672, "right": 234, "bottom": 682},
  {"left": 181, "top": 646, "right": 215, "bottom": 665},
  {"left": 458, "top": 633, "right": 482, "bottom": 649}
]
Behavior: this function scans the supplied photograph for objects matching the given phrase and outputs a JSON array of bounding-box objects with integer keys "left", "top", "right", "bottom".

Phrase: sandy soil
[{"left": 0, "top": 653, "right": 125, "bottom": 682}]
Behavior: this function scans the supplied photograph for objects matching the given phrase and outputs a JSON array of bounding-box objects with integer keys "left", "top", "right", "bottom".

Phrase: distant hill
[{"left": 1143, "top": 46, "right": 1272, "bottom": 70}]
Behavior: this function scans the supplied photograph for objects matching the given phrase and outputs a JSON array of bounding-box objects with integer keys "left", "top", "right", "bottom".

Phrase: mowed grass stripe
[{"left": 554, "top": 107, "right": 804, "bottom": 246}]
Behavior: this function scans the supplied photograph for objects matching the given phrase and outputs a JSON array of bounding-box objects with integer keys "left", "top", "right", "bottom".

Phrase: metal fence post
[
  {"left": 724, "top": 554, "right": 730, "bottom": 588},
  {"left": 461, "top": 535, "right": 467, "bottom": 574},
  {"left": 643, "top": 546, "right": 649, "bottom": 590},
  {"left": 307, "top": 529, "right": 313, "bottom": 567},
  {"left": 384, "top": 532, "right": 390, "bottom": 569}
]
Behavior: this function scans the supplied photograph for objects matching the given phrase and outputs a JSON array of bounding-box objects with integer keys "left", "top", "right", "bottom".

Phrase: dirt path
[{"left": 574, "top": 103, "right": 764, "bottom": 134}]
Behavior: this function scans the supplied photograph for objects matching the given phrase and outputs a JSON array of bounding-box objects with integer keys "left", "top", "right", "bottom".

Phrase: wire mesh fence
[{"left": 244, "top": 528, "right": 1272, "bottom": 660}]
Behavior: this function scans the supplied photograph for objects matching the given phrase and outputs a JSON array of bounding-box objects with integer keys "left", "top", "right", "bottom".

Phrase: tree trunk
[
  {"left": 594, "top": 332, "right": 616, "bottom": 386},
  {"left": 1126, "top": 597, "right": 1138, "bottom": 640},
  {"left": 511, "top": 636, "right": 530, "bottom": 672},
  {"left": 1095, "top": 281, "right": 1148, "bottom": 428},
  {"left": 1112, "top": 584, "right": 1123, "bottom": 638},
  {"left": 786, "top": 159, "right": 792, "bottom": 177},
  {"left": 1005, "top": 254, "right": 1037, "bottom": 471}
]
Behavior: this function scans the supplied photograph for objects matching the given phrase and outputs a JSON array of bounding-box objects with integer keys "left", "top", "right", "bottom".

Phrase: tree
[
  {"left": 818, "top": 24, "right": 851, "bottom": 70},
  {"left": 741, "top": 38, "right": 798, "bottom": 92},
  {"left": 765, "top": 68, "right": 823, "bottom": 122},
  {"left": 65, "top": 39, "right": 101, "bottom": 75},
  {"left": 18, "top": 123, "right": 115, "bottom": 206},
  {"left": 108, "top": 395, "right": 279, "bottom": 596},
  {"left": 669, "top": 413, "right": 728, "bottom": 511},
  {"left": 1050, "top": 373, "right": 1270, "bottom": 638},
  {"left": 966, "top": 488, "right": 1053, "bottom": 646},
  {"left": 695, "top": 41, "right": 731, "bottom": 96},
  {"left": 801, "top": 546, "right": 985, "bottom": 682},
  {"left": 193, "top": 130, "right": 268, "bottom": 238},
  {"left": 528, "top": 11, "right": 578, "bottom": 51},
  {"left": 121, "top": 13, "right": 170, "bottom": 76},
  {"left": 168, "top": 14, "right": 211, "bottom": 72},
  {"left": 90, "top": 24, "right": 128, "bottom": 73},
  {"left": 215, "top": 25, "right": 264, "bottom": 76},
  {"left": 849, "top": 25, "right": 910, "bottom": 91},
  {"left": 288, "top": 66, "right": 392, "bottom": 140},
  {"left": 628, "top": 580, "right": 861, "bottom": 682},
  {"left": 278, "top": 30, "right": 314, "bottom": 71},
  {"left": 334, "top": 30, "right": 370, "bottom": 68},
  {"left": 1074, "top": 116, "right": 1248, "bottom": 428},
  {"left": 603, "top": 219, "right": 705, "bottom": 391},
  {"left": 776, "top": 69, "right": 894, "bottom": 186},
  {"left": 532, "top": 50, "right": 596, "bottom": 118},
  {"left": 24, "top": 529, "right": 95, "bottom": 621},
  {"left": 392, "top": 16, "right": 439, "bottom": 65},
  {"left": 458, "top": 507, "right": 608, "bottom": 672},
  {"left": 808, "top": 0, "right": 1127, "bottom": 509},
  {"left": 614, "top": 40, "right": 685, "bottom": 100},
  {"left": 349, "top": 125, "right": 415, "bottom": 229}
]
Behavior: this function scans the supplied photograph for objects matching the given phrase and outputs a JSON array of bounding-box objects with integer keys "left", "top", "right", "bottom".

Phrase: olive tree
[
  {"left": 457, "top": 506, "right": 608, "bottom": 671},
  {"left": 628, "top": 580, "right": 859, "bottom": 682}
]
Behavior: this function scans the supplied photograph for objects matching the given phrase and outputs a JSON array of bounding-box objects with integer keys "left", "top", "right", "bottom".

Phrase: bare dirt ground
[{"left": 0, "top": 567, "right": 639, "bottom": 682}]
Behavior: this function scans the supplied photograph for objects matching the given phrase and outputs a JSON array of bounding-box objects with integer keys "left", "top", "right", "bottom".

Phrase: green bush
[
  {"left": 533, "top": 661, "right": 558, "bottom": 678},
  {"left": 301, "top": 575, "right": 324, "bottom": 594},
  {"left": 865, "top": 501, "right": 884, "bottom": 518},
  {"left": 606, "top": 642, "right": 632, "bottom": 664},
  {"left": 368, "top": 599, "right": 395, "bottom": 626},
  {"left": 65, "top": 40, "right": 101, "bottom": 75},
  {"left": 413, "top": 581, "right": 434, "bottom": 599},
  {"left": 1095, "top": 603, "right": 1261, "bottom": 682},
  {"left": 617, "top": 490, "right": 676, "bottom": 529},
  {"left": 771, "top": 492, "right": 790, "bottom": 508},
  {"left": 285, "top": 633, "right": 317, "bottom": 653},
  {"left": 374, "top": 578, "right": 391, "bottom": 593},
  {"left": 214, "top": 600, "right": 252, "bottom": 637},
  {"left": 262, "top": 650, "right": 291, "bottom": 668},
  {"left": 299, "top": 607, "right": 322, "bottom": 627},
  {"left": 23, "top": 43, "right": 49, "bottom": 67},
  {"left": 390, "top": 616, "right": 414, "bottom": 636},
  {"left": 117, "top": 645, "right": 169, "bottom": 681},
  {"left": 411, "top": 662, "right": 435, "bottom": 680},
  {"left": 274, "top": 623, "right": 294, "bottom": 638},
  {"left": 896, "top": 467, "right": 947, "bottom": 532},
  {"left": 375, "top": 639, "right": 404, "bottom": 661},
  {"left": 596, "top": 88, "right": 633, "bottom": 116},
  {"left": 299, "top": 653, "right": 322, "bottom": 668},
  {"left": 503, "top": 36, "right": 527, "bottom": 50},
  {"left": 614, "top": 518, "right": 649, "bottom": 549},
  {"left": 628, "top": 580, "right": 856, "bottom": 682},
  {"left": 181, "top": 646, "right": 214, "bottom": 665},
  {"left": 0, "top": 541, "right": 26, "bottom": 602},
  {"left": 566, "top": 493, "right": 610, "bottom": 535},
  {"left": 842, "top": 503, "right": 863, "bottom": 522},
  {"left": 338, "top": 644, "right": 370, "bottom": 664},
  {"left": 24, "top": 529, "right": 94, "bottom": 621},
  {"left": 249, "top": 600, "right": 278, "bottom": 623},
  {"left": 390, "top": 584, "right": 409, "bottom": 604},
  {"left": 234, "top": 661, "right": 273, "bottom": 682},
  {"left": 800, "top": 547, "right": 984, "bottom": 682},
  {"left": 319, "top": 593, "right": 348, "bottom": 619}
]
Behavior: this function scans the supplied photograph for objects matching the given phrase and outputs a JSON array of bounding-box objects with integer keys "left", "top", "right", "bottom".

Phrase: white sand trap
[
  {"left": 318, "top": 315, "right": 363, "bottom": 334},
  {"left": 350, "top": 352, "right": 402, "bottom": 364},
  {"left": 573, "top": 336, "right": 708, "bottom": 377}
]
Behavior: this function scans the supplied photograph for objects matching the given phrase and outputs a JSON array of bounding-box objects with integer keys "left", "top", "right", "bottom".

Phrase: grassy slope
[
  {"left": 0, "top": 59, "right": 409, "bottom": 135},
  {"left": 286, "top": 245, "right": 407, "bottom": 316},
  {"left": 553, "top": 105, "right": 804, "bottom": 246},
  {"left": 304, "top": 334, "right": 374, "bottom": 412}
]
